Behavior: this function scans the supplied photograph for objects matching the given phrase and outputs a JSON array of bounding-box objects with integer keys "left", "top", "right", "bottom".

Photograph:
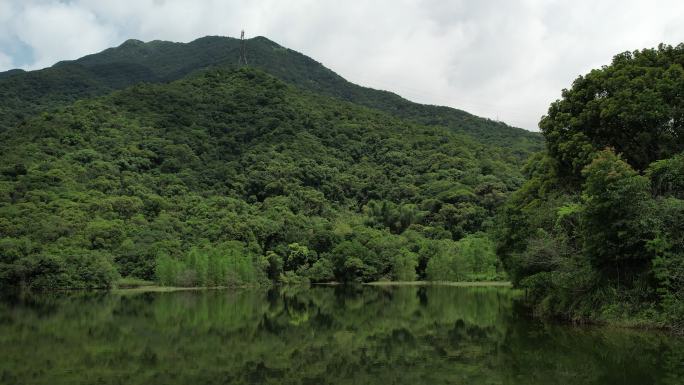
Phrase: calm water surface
[{"left": 0, "top": 286, "right": 682, "bottom": 385}]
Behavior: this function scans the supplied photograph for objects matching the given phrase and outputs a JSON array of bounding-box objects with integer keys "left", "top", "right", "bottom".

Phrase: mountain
[
  {"left": 0, "top": 36, "right": 541, "bottom": 157},
  {"left": 0, "top": 36, "right": 543, "bottom": 290}
]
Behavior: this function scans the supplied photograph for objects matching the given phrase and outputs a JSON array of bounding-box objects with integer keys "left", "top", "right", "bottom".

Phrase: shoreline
[{"left": 114, "top": 280, "right": 512, "bottom": 293}]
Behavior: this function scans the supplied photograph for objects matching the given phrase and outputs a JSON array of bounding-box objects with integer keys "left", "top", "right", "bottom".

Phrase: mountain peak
[{"left": 119, "top": 38, "right": 145, "bottom": 48}]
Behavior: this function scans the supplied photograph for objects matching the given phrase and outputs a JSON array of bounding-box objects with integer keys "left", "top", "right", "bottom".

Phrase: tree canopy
[
  {"left": 541, "top": 43, "right": 684, "bottom": 179},
  {"left": 499, "top": 44, "right": 684, "bottom": 332}
]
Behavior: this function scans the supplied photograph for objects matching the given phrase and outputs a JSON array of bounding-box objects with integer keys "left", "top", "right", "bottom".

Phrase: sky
[{"left": 1, "top": 1, "right": 683, "bottom": 130}]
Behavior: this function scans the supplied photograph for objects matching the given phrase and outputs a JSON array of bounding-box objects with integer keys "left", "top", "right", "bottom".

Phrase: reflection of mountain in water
[{"left": 0, "top": 286, "right": 682, "bottom": 385}]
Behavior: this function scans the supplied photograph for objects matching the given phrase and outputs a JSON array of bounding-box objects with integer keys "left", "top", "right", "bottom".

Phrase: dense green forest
[
  {"left": 0, "top": 66, "right": 523, "bottom": 289},
  {"left": 497, "top": 44, "right": 684, "bottom": 332}
]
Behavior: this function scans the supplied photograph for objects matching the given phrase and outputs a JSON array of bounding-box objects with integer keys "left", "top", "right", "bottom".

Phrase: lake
[{"left": 0, "top": 285, "right": 682, "bottom": 384}]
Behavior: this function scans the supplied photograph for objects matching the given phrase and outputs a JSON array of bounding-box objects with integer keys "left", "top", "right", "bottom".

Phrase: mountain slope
[
  {"left": 0, "top": 36, "right": 541, "bottom": 156},
  {"left": 0, "top": 67, "right": 518, "bottom": 289}
]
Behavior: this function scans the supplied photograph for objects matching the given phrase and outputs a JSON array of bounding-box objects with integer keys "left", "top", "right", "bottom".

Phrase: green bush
[
  {"left": 154, "top": 242, "right": 267, "bottom": 287},
  {"left": 426, "top": 235, "right": 498, "bottom": 281},
  {"left": 391, "top": 249, "right": 418, "bottom": 281}
]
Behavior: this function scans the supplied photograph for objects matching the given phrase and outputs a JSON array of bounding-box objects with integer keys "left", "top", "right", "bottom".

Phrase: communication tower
[{"left": 238, "top": 30, "right": 248, "bottom": 66}]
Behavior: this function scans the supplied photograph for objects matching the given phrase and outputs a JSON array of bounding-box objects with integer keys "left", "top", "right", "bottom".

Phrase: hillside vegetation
[{"left": 0, "top": 68, "right": 522, "bottom": 289}]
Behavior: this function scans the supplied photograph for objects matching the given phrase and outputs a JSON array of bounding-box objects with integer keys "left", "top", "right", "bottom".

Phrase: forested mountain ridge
[
  {"left": 0, "top": 35, "right": 541, "bottom": 157},
  {"left": 0, "top": 67, "right": 520, "bottom": 289}
]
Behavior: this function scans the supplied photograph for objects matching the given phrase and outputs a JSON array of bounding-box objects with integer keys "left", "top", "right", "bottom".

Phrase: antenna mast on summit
[{"left": 238, "top": 30, "right": 248, "bottom": 66}]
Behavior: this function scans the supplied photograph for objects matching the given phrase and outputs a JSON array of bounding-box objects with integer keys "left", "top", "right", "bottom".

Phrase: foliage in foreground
[{"left": 498, "top": 43, "right": 684, "bottom": 332}]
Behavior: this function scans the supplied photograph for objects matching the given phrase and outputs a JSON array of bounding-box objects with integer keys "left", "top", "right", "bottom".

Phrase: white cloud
[
  {"left": 0, "top": 51, "right": 13, "bottom": 71},
  {"left": 10, "top": 2, "right": 118, "bottom": 69},
  {"left": 1, "top": 0, "right": 684, "bottom": 130}
]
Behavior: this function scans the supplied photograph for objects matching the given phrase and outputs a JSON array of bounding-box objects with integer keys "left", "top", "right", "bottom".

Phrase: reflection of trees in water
[
  {"left": 499, "top": 303, "right": 684, "bottom": 385},
  {"left": 0, "top": 287, "right": 681, "bottom": 385}
]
